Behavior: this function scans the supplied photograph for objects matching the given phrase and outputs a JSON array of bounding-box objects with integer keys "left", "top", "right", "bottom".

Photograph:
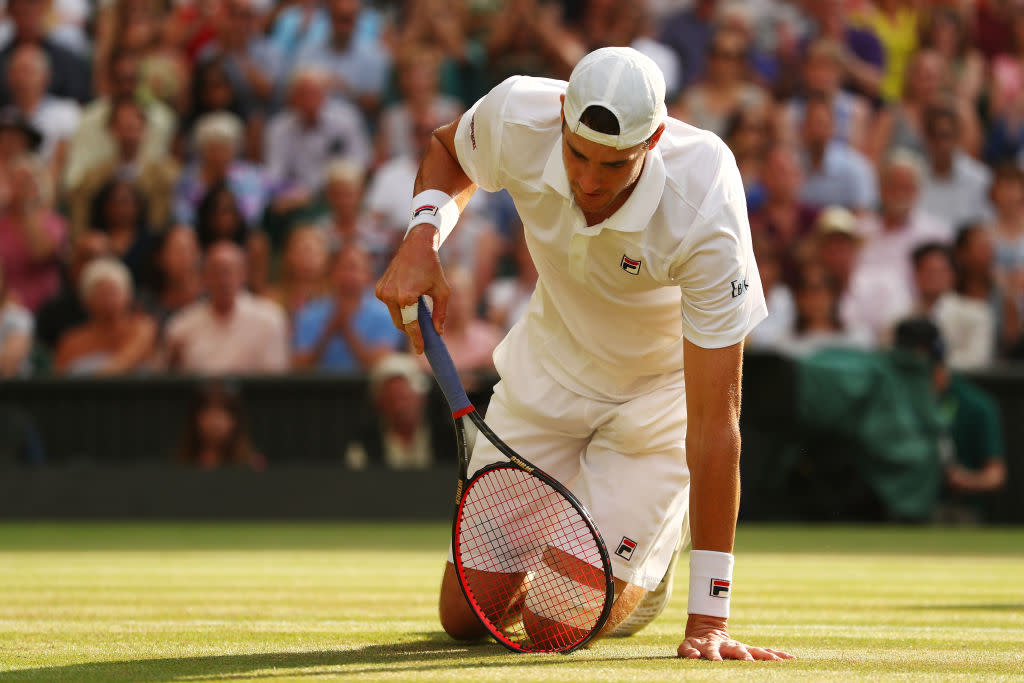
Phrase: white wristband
[
  {"left": 688, "top": 550, "right": 734, "bottom": 619},
  {"left": 407, "top": 189, "right": 460, "bottom": 245}
]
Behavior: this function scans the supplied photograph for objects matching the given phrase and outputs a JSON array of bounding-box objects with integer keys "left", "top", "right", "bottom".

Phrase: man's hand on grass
[{"left": 678, "top": 614, "right": 794, "bottom": 661}]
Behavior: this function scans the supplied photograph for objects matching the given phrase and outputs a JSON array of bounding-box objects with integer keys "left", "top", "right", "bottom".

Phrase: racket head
[{"left": 452, "top": 458, "right": 615, "bottom": 653}]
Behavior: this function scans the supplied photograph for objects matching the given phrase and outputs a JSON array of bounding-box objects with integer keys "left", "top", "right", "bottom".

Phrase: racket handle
[{"left": 417, "top": 296, "right": 474, "bottom": 416}]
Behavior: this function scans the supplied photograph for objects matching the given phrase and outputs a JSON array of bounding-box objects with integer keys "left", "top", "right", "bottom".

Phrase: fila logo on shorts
[
  {"left": 620, "top": 255, "right": 642, "bottom": 275},
  {"left": 615, "top": 536, "right": 637, "bottom": 561},
  {"left": 710, "top": 578, "right": 731, "bottom": 597},
  {"left": 413, "top": 205, "right": 439, "bottom": 219}
]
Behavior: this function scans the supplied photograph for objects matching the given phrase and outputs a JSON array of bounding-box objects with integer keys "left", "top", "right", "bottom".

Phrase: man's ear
[
  {"left": 559, "top": 93, "right": 565, "bottom": 124},
  {"left": 647, "top": 122, "right": 667, "bottom": 149}
]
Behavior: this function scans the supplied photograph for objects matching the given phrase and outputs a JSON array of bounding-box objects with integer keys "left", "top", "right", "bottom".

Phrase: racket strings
[{"left": 456, "top": 466, "right": 608, "bottom": 652}]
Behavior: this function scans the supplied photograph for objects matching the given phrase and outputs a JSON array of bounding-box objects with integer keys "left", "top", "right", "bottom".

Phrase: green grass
[{"left": 1, "top": 523, "right": 1023, "bottom": 681}]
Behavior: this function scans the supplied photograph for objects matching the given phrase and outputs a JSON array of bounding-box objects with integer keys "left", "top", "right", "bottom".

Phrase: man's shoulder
[
  {"left": 166, "top": 300, "right": 210, "bottom": 334},
  {"left": 658, "top": 119, "right": 735, "bottom": 214},
  {"left": 239, "top": 294, "right": 288, "bottom": 326},
  {"left": 487, "top": 76, "right": 564, "bottom": 130}
]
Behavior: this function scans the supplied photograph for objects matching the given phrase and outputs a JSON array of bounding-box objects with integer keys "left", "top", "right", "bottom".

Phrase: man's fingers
[
  {"left": 428, "top": 286, "right": 450, "bottom": 335},
  {"left": 677, "top": 641, "right": 702, "bottom": 659},
  {"left": 404, "top": 321, "right": 425, "bottom": 354}
]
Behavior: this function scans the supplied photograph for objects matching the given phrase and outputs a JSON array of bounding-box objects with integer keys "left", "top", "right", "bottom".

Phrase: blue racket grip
[{"left": 417, "top": 296, "right": 474, "bottom": 417}]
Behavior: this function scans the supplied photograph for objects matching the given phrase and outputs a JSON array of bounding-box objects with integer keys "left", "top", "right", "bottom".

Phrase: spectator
[
  {"left": 745, "top": 237, "right": 794, "bottom": 350},
  {"left": 4, "top": 43, "right": 80, "bottom": 171},
  {"left": 34, "top": 229, "right": 110, "bottom": 351},
  {"left": 165, "top": 241, "right": 290, "bottom": 374},
  {"left": 183, "top": 57, "right": 257, "bottom": 158},
  {"left": 485, "top": 227, "right": 537, "bottom": 334},
  {"left": 772, "top": 261, "right": 872, "bottom": 357},
  {"left": 176, "top": 380, "right": 265, "bottom": 471},
  {"left": 86, "top": 178, "right": 153, "bottom": 284},
  {"left": 54, "top": 257, "right": 156, "bottom": 375},
  {"left": 305, "top": 0, "right": 391, "bottom": 117},
  {"left": 375, "top": 46, "right": 461, "bottom": 164},
  {"left": 292, "top": 243, "right": 402, "bottom": 372},
  {"left": 174, "top": 111, "right": 273, "bottom": 227},
  {"left": 139, "top": 224, "right": 202, "bottom": 330},
  {"left": 589, "top": 1, "right": 681, "bottom": 100},
  {"left": 987, "top": 164, "right": 1024, "bottom": 304},
  {"left": 195, "top": 181, "right": 272, "bottom": 295},
  {"left": 67, "top": 97, "right": 179, "bottom": 235},
  {"left": 672, "top": 28, "right": 768, "bottom": 139},
  {"left": 856, "top": 150, "right": 951, "bottom": 291},
  {"left": 782, "top": 38, "right": 871, "bottom": 151},
  {"left": 0, "top": 155, "right": 67, "bottom": 312},
  {"left": 485, "top": 0, "right": 585, "bottom": 82},
  {"left": 315, "top": 158, "right": 388, "bottom": 273},
  {"left": 722, "top": 105, "right": 773, "bottom": 210},
  {"left": 910, "top": 242, "right": 956, "bottom": 319},
  {"left": 802, "top": 0, "right": 884, "bottom": 101},
  {"left": 851, "top": 0, "right": 920, "bottom": 103},
  {"left": 920, "top": 6, "right": 985, "bottom": 108},
  {"left": 264, "top": 66, "right": 371, "bottom": 200},
  {"left": 266, "top": 225, "right": 330, "bottom": 321},
  {"left": 0, "top": 105, "right": 42, "bottom": 165},
  {"left": 918, "top": 102, "right": 992, "bottom": 230},
  {"left": 748, "top": 144, "right": 818, "bottom": 284},
  {"left": 63, "top": 49, "right": 177, "bottom": 192},
  {"left": 952, "top": 224, "right": 1020, "bottom": 364},
  {"left": 269, "top": 0, "right": 331, "bottom": 68},
  {"left": 0, "top": 0, "right": 92, "bottom": 105},
  {"left": 797, "top": 94, "right": 877, "bottom": 212},
  {"left": 0, "top": 261, "right": 33, "bottom": 376},
  {"left": 345, "top": 352, "right": 434, "bottom": 470},
  {"left": 892, "top": 317, "right": 1007, "bottom": 522},
  {"left": 658, "top": 0, "right": 716, "bottom": 91}
]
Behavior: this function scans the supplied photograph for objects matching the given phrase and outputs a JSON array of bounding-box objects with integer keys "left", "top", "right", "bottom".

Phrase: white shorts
[{"left": 453, "top": 339, "right": 692, "bottom": 592}]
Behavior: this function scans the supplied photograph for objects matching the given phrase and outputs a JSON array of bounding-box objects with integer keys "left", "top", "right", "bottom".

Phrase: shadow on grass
[
  {"left": 908, "top": 603, "right": 1024, "bottom": 611},
  {"left": 0, "top": 633, "right": 674, "bottom": 681}
]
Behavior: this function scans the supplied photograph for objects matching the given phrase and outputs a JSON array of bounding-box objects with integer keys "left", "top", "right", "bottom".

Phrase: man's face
[
  {"left": 818, "top": 233, "right": 859, "bottom": 279},
  {"left": 914, "top": 251, "right": 954, "bottom": 299},
  {"left": 7, "top": 46, "right": 47, "bottom": 99},
  {"left": 111, "top": 105, "right": 146, "bottom": 151},
  {"left": 802, "top": 103, "right": 833, "bottom": 148},
  {"left": 561, "top": 124, "right": 650, "bottom": 217},
  {"left": 881, "top": 165, "right": 919, "bottom": 219},
  {"left": 926, "top": 115, "right": 958, "bottom": 164},
  {"left": 204, "top": 246, "right": 245, "bottom": 307}
]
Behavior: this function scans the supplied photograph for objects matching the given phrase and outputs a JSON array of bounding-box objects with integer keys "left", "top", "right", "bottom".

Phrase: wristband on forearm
[
  {"left": 688, "top": 549, "right": 734, "bottom": 619},
  {"left": 406, "top": 189, "right": 460, "bottom": 244}
]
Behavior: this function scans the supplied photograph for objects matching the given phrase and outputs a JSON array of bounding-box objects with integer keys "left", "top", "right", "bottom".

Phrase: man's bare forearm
[{"left": 413, "top": 117, "right": 478, "bottom": 213}]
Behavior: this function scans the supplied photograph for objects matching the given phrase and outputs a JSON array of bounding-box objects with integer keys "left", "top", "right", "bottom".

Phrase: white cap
[{"left": 563, "top": 47, "right": 667, "bottom": 150}]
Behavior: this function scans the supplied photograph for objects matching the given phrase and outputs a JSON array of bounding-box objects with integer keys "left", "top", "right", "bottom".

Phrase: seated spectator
[
  {"left": 773, "top": 261, "right": 873, "bottom": 357},
  {"left": 0, "top": 106, "right": 42, "bottom": 165},
  {"left": 195, "top": 181, "right": 271, "bottom": 295},
  {"left": 269, "top": 0, "right": 331, "bottom": 68},
  {"left": 314, "top": 159, "right": 388, "bottom": 273},
  {"left": 951, "top": 224, "right": 1019, "bottom": 365},
  {"left": 63, "top": 49, "right": 177, "bottom": 193},
  {"left": 54, "top": 258, "right": 156, "bottom": 375},
  {"left": 174, "top": 112, "right": 273, "bottom": 228},
  {"left": 375, "top": 46, "right": 461, "bottom": 164},
  {"left": 0, "top": 261, "right": 32, "bottom": 376},
  {"left": 86, "top": 178, "right": 153, "bottom": 284},
  {"left": 985, "top": 164, "right": 1024, "bottom": 314},
  {"left": 264, "top": 66, "right": 371, "bottom": 201},
  {"left": 292, "top": 244, "right": 401, "bottom": 372},
  {"left": 68, "top": 97, "right": 180, "bottom": 235},
  {"left": 345, "top": 353, "right": 434, "bottom": 470},
  {"left": 920, "top": 7, "right": 985, "bottom": 108},
  {"left": 35, "top": 229, "right": 111, "bottom": 352},
  {"left": 745, "top": 238, "right": 794, "bottom": 350},
  {"left": 748, "top": 144, "right": 818, "bottom": 285},
  {"left": 0, "top": 0, "right": 92, "bottom": 105},
  {"left": 139, "top": 225, "right": 202, "bottom": 330},
  {"left": 484, "top": 0, "right": 585, "bottom": 83},
  {"left": 723, "top": 105, "right": 773, "bottom": 211},
  {"left": 798, "top": 94, "right": 877, "bottom": 212},
  {"left": 658, "top": 0, "right": 715, "bottom": 92},
  {"left": 0, "top": 156, "right": 67, "bottom": 312},
  {"left": 176, "top": 380, "right": 265, "bottom": 471},
  {"left": 165, "top": 241, "right": 290, "bottom": 374},
  {"left": 305, "top": 0, "right": 392, "bottom": 117},
  {"left": 486, "top": 227, "right": 538, "bottom": 335},
  {"left": 801, "top": 0, "right": 884, "bottom": 101},
  {"left": 4, "top": 43, "right": 80, "bottom": 172},
  {"left": 420, "top": 267, "right": 501, "bottom": 389},
  {"left": 183, "top": 56, "right": 262, "bottom": 164},
  {"left": 892, "top": 317, "right": 1007, "bottom": 523},
  {"left": 671, "top": 27, "right": 768, "bottom": 139},
  {"left": 856, "top": 150, "right": 952, "bottom": 291},
  {"left": 266, "top": 226, "right": 329, "bottom": 321},
  {"left": 910, "top": 242, "right": 956, "bottom": 319},
  {"left": 918, "top": 102, "right": 993, "bottom": 230}
]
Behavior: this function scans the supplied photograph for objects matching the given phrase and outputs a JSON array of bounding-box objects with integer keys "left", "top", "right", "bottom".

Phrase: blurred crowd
[{"left": 0, "top": 0, "right": 1018, "bottom": 484}]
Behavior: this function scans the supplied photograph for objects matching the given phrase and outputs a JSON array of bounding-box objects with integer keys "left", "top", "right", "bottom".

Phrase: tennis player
[{"left": 376, "top": 46, "right": 792, "bottom": 661}]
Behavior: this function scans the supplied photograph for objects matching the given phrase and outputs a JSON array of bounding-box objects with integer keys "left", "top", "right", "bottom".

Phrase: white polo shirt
[{"left": 453, "top": 76, "right": 766, "bottom": 400}]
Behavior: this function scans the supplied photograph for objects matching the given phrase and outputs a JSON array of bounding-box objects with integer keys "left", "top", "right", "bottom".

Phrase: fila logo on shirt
[
  {"left": 710, "top": 578, "right": 731, "bottom": 598},
  {"left": 413, "top": 205, "right": 439, "bottom": 219},
  {"left": 615, "top": 536, "right": 637, "bottom": 561},
  {"left": 620, "top": 255, "right": 642, "bottom": 275}
]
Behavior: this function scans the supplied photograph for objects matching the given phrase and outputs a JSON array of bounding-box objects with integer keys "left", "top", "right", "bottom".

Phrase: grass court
[{"left": 1, "top": 522, "right": 1022, "bottom": 681}]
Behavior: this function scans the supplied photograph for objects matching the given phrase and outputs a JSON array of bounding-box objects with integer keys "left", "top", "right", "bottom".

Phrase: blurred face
[
  {"left": 197, "top": 402, "right": 235, "bottom": 448},
  {"left": 286, "top": 230, "right": 328, "bottom": 280},
  {"left": 729, "top": 111, "right": 770, "bottom": 159},
  {"left": 931, "top": 15, "right": 960, "bottom": 56},
  {"left": 959, "top": 229, "right": 995, "bottom": 271},
  {"left": 204, "top": 245, "right": 245, "bottom": 308},
  {"left": 329, "top": 0, "right": 360, "bottom": 40},
  {"left": 907, "top": 52, "right": 943, "bottom": 101},
  {"left": 802, "top": 103, "right": 834, "bottom": 148},
  {"left": 160, "top": 227, "right": 200, "bottom": 279},
  {"left": 200, "top": 138, "right": 235, "bottom": 172},
  {"left": 818, "top": 234, "right": 859, "bottom": 280},
  {"left": 292, "top": 77, "right": 326, "bottom": 121},
  {"left": 224, "top": 0, "right": 259, "bottom": 40},
  {"left": 211, "top": 191, "right": 242, "bottom": 238},
  {"left": 7, "top": 46, "right": 48, "bottom": 100},
  {"left": 708, "top": 34, "right": 746, "bottom": 81},
  {"left": 399, "top": 61, "right": 438, "bottom": 102},
  {"left": 201, "top": 67, "right": 235, "bottom": 110},
  {"left": 325, "top": 177, "right": 361, "bottom": 217},
  {"left": 763, "top": 148, "right": 803, "bottom": 200},
  {"left": 8, "top": 0, "right": 46, "bottom": 37},
  {"left": 992, "top": 176, "right": 1024, "bottom": 214},
  {"left": 881, "top": 165, "right": 919, "bottom": 219},
  {"left": 330, "top": 247, "right": 369, "bottom": 294},
  {"left": 111, "top": 105, "right": 146, "bottom": 153},
  {"left": 110, "top": 56, "right": 141, "bottom": 99},
  {"left": 796, "top": 268, "right": 835, "bottom": 325},
  {"left": 71, "top": 232, "right": 112, "bottom": 281},
  {"left": 561, "top": 122, "right": 653, "bottom": 217},
  {"left": 914, "top": 250, "right": 955, "bottom": 299},
  {"left": 926, "top": 115, "right": 959, "bottom": 163},
  {"left": 0, "top": 128, "right": 31, "bottom": 163},
  {"left": 105, "top": 183, "right": 141, "bottom": 230},
  {"left": 86, "top": 277, "right": 129, "bottom": 321},
  {"left": 375, "top": 376, "right": 425, "bottom": 431}
]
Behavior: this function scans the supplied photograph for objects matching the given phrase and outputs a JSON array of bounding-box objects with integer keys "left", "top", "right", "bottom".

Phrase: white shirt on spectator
[
  {"left": 934, "top": 292, "right": 996, "bottom": 370},
  {"left": 856, "top": 209, "right": 953, "bottom": 290},
  {"left": 165, "top": 292, "right": 290, "bottom": 374},
  {"left": 919, "top": 151, "right": 993, "bottom": 230},
  {"left": 265, "top": 100, "right": 371, "bottom": 192},
  {"left": 27, "top": 95, "right": 81, "bottom": 162}
]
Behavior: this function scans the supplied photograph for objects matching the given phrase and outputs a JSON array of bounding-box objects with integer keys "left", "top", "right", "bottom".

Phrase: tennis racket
[{"left": 416, "top": 297, "right": 614, "bottom": 654}]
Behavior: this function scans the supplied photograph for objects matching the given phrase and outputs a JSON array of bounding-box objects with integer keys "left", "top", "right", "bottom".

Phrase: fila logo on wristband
[
  {"left": 413, "top": 205, "right": 439, "bottom": 219},
  {"left": 710, "top": 578, "right": 731, "bottom": 597}
]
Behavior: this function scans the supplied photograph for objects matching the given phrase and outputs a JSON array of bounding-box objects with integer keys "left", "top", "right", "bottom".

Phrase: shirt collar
[{"left": 542, "top": 134, "right": 666, "bottom": 234}]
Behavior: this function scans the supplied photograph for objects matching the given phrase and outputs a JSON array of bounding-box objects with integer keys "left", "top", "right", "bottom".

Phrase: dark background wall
[{"left": 1, "top": 353, "right": 1020, "bottom": 522}]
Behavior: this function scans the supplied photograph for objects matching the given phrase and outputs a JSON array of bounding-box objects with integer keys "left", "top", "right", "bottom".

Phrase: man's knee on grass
[{"left": 439, "top": 562, "right": 524, "bottom": 640}]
